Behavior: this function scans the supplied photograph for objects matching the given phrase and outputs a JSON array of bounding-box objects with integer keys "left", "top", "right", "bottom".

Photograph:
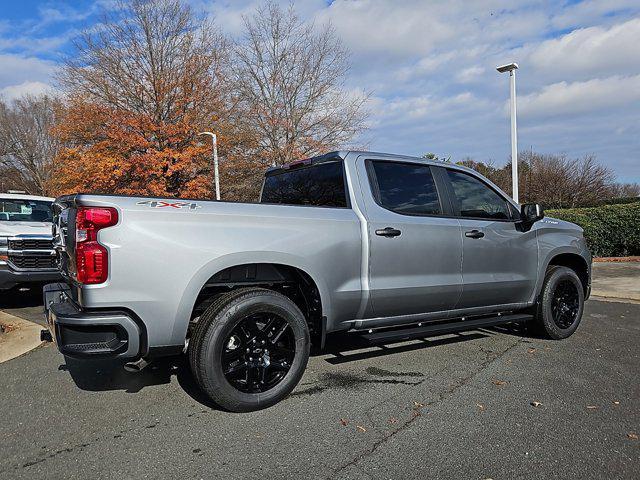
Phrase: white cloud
[
  {"left": 195, "top": 0, "right": 327, "bottom": 36},
  {"left": 0, "top": 81, "right": 54, "bottom": 101},
  {"left": 0, "top": 54, "right": 56, "bottom": 88},
  {"left": 550, "top": 0, "right": 640, "bottom": 29},
  {"left": 518, "top": 74, "right": 640, "bottom": 118},
  {"left": 529, "top": 18, "right": 640, "bottom": 79},
  {"left": 455, "top": 66, "right": 485, "bottom": 83},
  {"left": 375, "top": 91, "right": 487, "bottom": 125},
  {"left": 0, "top": 33, "right": 72, "bottom": 54}
]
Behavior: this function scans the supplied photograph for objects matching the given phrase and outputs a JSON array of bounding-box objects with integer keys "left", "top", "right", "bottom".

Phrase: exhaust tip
[{"left": 124, "top": 358, "right": 150, "bottom": 373}]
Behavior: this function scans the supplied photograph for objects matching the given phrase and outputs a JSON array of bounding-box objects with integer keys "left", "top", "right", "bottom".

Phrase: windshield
[{"left": 0, "top": 199, "right": 53, "bottom": 222}]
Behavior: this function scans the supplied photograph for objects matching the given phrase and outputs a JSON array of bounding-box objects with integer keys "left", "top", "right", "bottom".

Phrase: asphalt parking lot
[{"left": 1, "top": 293, "right": 639, "bottom": 480}]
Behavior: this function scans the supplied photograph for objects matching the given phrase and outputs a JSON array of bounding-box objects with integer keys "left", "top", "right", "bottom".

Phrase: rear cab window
[
  {"left": 367, "top": 160, "right": 442, "bottom": 216},
  {"left": 260, "top": 160, "right": 348, "bottom": 208}
]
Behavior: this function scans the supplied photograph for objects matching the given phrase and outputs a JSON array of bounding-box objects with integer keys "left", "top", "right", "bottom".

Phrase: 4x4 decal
[{"left": 136, "top": 200, "right": 201, "bottom": 210}]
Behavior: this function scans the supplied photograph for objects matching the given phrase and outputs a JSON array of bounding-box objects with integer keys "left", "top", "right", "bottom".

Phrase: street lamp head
[
  {"left": 496, "top": 62, "right": 518, "bottom": 74},
  {"left": 198, "top": 131, "right": 215, "bottom": 138}
]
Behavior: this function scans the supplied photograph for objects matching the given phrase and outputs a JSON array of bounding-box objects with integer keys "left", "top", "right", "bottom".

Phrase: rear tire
[
  {"left": 189, "top": 288, "right": 310, "bottom": 412},
  {"left": 533, "top": 266, "right": 584, "bottom": 339}
]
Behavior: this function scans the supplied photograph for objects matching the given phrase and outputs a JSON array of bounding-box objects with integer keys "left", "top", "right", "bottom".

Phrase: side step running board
[{"left": 357, "top": 313, "right": 533, "bottom": 345}]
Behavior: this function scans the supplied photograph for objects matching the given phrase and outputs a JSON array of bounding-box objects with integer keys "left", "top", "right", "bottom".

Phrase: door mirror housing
[{"left": 520, "top": 203, "right": 544, "bottom": 225}]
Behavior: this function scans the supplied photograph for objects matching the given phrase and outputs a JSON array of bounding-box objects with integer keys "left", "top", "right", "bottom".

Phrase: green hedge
[{"left": 546, "top": 202, "right": 640, "bottom": 257}]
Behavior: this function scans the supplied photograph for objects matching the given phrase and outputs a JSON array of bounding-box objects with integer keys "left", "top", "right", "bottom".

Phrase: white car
[{"left": 0, "top": 193, "right": 61, "bottom": 291}]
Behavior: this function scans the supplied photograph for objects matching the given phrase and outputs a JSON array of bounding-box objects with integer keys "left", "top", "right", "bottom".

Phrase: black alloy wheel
[
  {"left": 189, "top": 287, "right": 310, "bottom": 412},
  {"left": 533, "top": 265, "right": 585, "bottom": 340},
  {"left": 551, "top": 279, "right": 580, "bottom": 330},
  {"left": 221, "top": 313, "right": 296, "bottom": 393}
]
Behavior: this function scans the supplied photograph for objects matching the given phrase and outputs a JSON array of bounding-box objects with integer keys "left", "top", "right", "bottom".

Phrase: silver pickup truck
[
  {"left": 0, "top": 193, "right": 61, "bottom": 291},
  {"left": 43, "top": 151, "right": 591, "bottom": 412}
]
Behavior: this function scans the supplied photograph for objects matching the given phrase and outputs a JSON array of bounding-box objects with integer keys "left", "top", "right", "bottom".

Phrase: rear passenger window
[
  {"left": 447, "top": 170, "right": 511, "bottom": 220},
  {"left": 369, "top": 161, "right": 441, "bottom": 215},
  {"left": 261, "top": 161, "right": 347, "bottom": 207}
]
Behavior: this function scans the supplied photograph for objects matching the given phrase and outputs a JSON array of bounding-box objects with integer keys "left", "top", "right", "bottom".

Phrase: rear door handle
[
  {"left": 375, "top": 227, "right": 402, "bottom": 237},
  {"left": 465, "top": 230, "right": 485, "bottom": 239}
]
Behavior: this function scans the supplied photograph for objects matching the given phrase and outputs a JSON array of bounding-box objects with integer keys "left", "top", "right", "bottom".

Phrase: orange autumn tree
[
  {"left": 51, "top": 102, "right": 212, "bottom": 197},
  {"left": 51, "top": 0, "right": 245, "bottom": 198}
]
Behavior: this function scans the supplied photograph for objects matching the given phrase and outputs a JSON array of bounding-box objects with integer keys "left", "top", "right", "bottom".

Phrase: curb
[
  {"left": 0, "top": 312, "right": 44, "bottom": 364},
  {"left": 593, "top": 257, "right": 640, "bottom": 263},
  {"left": 590, "top": 295, "right": 640, "bottom": 305}
]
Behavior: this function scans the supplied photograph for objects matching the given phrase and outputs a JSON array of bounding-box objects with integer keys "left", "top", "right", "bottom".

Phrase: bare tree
[
  {"left": 232, "top": 2, "right": 368, "bottom": 166},
  {"left": 59, "top": 0, "right": 229, "bottom": 127},
  {"left": 609, "top": 182, "right": 640, "bottom": 199},
  {"left": 461, "top": 151, "right": 635, "bottom": 208},
  {"left": 519, "top": 152, "right": 617, "bottom": 208},
  {"left": 0, "top": 95, "right": 61, "bottom": 195}
]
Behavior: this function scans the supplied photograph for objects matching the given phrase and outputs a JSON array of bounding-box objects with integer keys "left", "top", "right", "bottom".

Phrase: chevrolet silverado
[{"left": 43, "top": 151, "right": 591, "bottom": 411}]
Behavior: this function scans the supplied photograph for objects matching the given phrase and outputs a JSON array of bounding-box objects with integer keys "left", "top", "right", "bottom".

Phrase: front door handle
[
  {"left": 375, "top": 227, "right": 402, "bottom": 237},
  {"left": 465, "top": 229, "right": 485, "bottom": 239}
]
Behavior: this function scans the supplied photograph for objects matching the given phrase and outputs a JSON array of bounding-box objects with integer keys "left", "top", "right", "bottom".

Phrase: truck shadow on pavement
[
  {"left": 57, "top": 321, "right": 539, "bottom": 410},
  {"left": 0, "top": 286, "right": 43, "bottom": 308}
]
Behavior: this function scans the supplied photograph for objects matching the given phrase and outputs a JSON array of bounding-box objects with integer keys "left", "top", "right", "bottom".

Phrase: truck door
[
  {"left": 442, "top": 168, "right": 538, "bottom": 309},
  {"left": 356, "top": 157, "right": 463, "bottom": 319}
]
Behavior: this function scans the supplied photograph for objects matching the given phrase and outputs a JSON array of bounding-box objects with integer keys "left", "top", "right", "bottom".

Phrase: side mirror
[{"left": 520, "top": 203, "right": 544, "bottom": 224}]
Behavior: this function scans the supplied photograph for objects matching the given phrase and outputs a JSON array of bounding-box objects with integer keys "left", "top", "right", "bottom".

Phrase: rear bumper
[
  {"left": 0, "top": 264, "right": 61, "bottom": 290},
  {"left": 43, "top": 283, "right": 141, "bottom": 359}
]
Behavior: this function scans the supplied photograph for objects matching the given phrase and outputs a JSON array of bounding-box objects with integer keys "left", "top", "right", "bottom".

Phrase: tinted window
[
  {"left": 261, "top": 161, "right": 347, "bottom": 207},
  {"left": 447, "top": 170, "right": 510, "bottom": 220},
  {"left": 370, "top": 161, "right": 441, "bottom": 215}
]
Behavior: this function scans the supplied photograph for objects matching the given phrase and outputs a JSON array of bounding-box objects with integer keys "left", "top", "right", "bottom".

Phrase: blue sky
[{"left": 1, "top": 0, "right": 639, "bottom": 182}]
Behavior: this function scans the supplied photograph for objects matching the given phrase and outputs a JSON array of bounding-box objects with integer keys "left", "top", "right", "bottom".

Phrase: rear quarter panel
[{"left": 76, "top": 195, "right": 362, "bottom": 350}]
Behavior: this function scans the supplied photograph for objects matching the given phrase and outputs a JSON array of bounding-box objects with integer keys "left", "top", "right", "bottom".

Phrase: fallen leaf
[
  {"left": 339, "top": 418, "right": 348, "bottom": 426},
  {"left": 627, "top": 433, "right": 639, "bottom": 440},
  {"left": 413, "top": 401, "right": 424, "bottom": 409},
  {"left": 530, "top": 401, "right": 543, "bottom": 408},
  {"left": 586, "top": 405, "right": 597, "bottom": 410},
  {"left": 388, "top": 417, "right": 398, "bottom": 424},
  {"left": 492, "top": 380, "right": 508, "bottom": 386},
  {"left": 412, "top": 410, "right": 422, "bottom": 417},
  {"left": 613, "top": 401, "right": 620, "bottom": 405},
  {"left": 527, "top": 348, "right": 536, "bottom": 354},
  {"left": 356, "top": 425, "right": 367, "bottom": 432},
  {"left": 476, "top": 403, "right": 485, "bottom": 412}
]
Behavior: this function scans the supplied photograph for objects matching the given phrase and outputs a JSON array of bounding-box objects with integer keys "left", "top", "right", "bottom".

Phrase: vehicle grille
[
  {"left": 8, "top": 237, "right": 57, "bottom": 271},
  {"left": 9, "top": 255, "right": 57, "bottom": 269},
  {"left": 8, "top": 238, "right": 54, "bottom": 250}
]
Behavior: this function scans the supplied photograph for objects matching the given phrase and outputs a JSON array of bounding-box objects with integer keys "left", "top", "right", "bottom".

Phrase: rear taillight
[{"left": 75, "top": 207, "right": 118, "bottom": 284}]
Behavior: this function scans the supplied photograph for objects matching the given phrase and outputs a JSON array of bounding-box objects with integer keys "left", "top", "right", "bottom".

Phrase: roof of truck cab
[
  {"left": 267, "top": 150, "right": 464, "bottom": 174},
  {"left": 0, "top": 193, "right": 55, "bottom": 202}
]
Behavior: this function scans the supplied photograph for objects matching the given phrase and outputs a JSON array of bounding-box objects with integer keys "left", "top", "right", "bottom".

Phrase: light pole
[
  {"left": 199, "top": 131, "right": 220, "bottom": 201},
  {"left": 496, "top": 62, "right": 519, "bottom": 203}
]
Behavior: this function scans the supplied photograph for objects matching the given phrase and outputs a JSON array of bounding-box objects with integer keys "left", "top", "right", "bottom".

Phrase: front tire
[
  {"left": 534, "top": 266, "right": 585, "bottom": 339},
  {"left": 189, "top": 288, "right": 310, "bottom": 412}
]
